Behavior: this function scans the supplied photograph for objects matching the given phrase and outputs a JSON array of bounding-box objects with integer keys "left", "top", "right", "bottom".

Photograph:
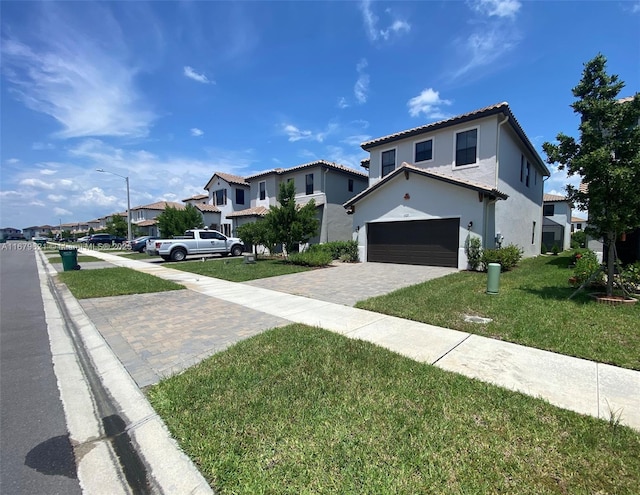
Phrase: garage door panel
[{"left": 367, "top": 219, "right": 459, "bottom": 267}]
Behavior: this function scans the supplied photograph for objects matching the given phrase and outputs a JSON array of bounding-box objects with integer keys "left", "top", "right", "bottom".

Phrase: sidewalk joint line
[{"left": 431, "top": 333, "right": 473, "bottom": 366}]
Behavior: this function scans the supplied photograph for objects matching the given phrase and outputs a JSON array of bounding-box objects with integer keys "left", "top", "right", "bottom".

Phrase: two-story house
[
  {"left": 203, "top": 173, "right": 250, "bottom": 236},
  {"left": 344, "top": 102, "right": 550, "bottom": 268},
  {"left": 131, "top": 201, "right": 185, "bottom": 236},
  {"left": 216, "top": 161, "right": 368, "bottom": 244},
  {"left": 542, "top": 194, "right": 572, "bottom": 251}
]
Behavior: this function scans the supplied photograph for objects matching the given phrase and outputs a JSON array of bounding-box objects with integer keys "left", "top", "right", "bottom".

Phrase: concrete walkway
[{"left": 68, "top": 248, "right": 640, "bottom": 432}]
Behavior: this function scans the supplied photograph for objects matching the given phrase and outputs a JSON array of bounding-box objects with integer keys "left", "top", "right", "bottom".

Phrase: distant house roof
[
  {"left": 226, "top": 206, "right": 269, "bottom": 218},
  {"left": 571, "top": 216, "right": 587, "bottom": 223},
  {"left": 360, "top": 158, "right": 370, "bottom": 169},
  {"left": 204, "top": 172, "right": 249, "bottom": 190},
  {"left": 131, "top": 201, "right": 184, "bottom": 211},
  {"left": 361, "top": 102, "right": 550, "bottom": 176},
  {"left": 344, "top": 162, "right": 508, "bottom": 208},
  {"left": 182, "top": 194, "right": 208, "bottom": 202},
  {"left": 543, "top": 194, "right": 568, "bottom": 202},
  {"left": 136, "top": 219, "right": 157, "bottom": 227},
  {"left": 245, "top": 160, "right": 368, "bottom": 180}
]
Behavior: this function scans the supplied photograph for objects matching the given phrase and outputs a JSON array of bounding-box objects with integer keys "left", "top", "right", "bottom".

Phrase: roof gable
[
  {"left": 245, "top": 160, "right": 368, "bottom": 181},
  {"left": 344, "top": 162, "right": 508, "bottom": 208},
  {"left": 204, "top": 172, "right": 249, "bottom": 190}
]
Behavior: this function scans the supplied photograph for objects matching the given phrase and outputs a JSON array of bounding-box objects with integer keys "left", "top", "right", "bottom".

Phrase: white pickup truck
[{"left": 146, "top": 229, "right": 245, "bottom": 261}]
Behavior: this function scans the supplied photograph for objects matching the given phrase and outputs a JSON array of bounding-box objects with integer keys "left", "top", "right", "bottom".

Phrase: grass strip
[
  {"left": 58, "top": 267, "right": 183, "bottom": 299},
  {"left": 169, "top": 257, "right": 313, "bottom": 282},
  {"left": 148, "top": 325, "right": 640, "bottom": 494},
  {"left": 356, "top": 253, "right": 640, "bottom": 370}
]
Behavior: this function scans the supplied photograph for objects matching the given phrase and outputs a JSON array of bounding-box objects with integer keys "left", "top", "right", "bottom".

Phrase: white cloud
[
  {"left": 451, "top": 1, "right": 522, "bottom": 79},
  {"left": 341, "top": 135, "right": 372, "bottom": 147},
  {"left": 282, "top": 123, "right": 337, "bottom": 143},
  {"left": 630, "top": 1, "right": 640, "bottom": 13},
  {"left": 32, "top": 142, "right": 55, "bottom": 150},
  {"left": 359, "top": 0, "right": 411, "bottom": 42},
  {"left": 19, "top": 178, "right": 55, "bottom": 190},
  {"left": 47, "top": 194, "right": 67, "bottom": 202},
  {"left": 407, "top": 88, "right": 452, "bottom": 118},
  {"left": 337, "top": 97, "right": 349, "bottom": 109},
  {"left": 183, "top": 66, "right": 214, "bottom": 84},
  {"left": 40, "top": 169, "right": 58, "bottom": 175},
  {"left": 53, "top": 207, "right": 73, "bottom": 216},
  {"left": 76, "top": 187, "right": 118, "bottom": 207},
  {"left": 1, "top": 6, "right": 156, "bottom": 139},
  {"left": 354, "top": 58, "right": 370, "bottom": 104},
  {"left": 469, "top": 0, "right": 521, "bottom": 18},
  {"left": 6, "top": 158, "right": 20, "bottom": 164},
  {"left": 191, "top": 127, "right": 204, "bottom": 137}
]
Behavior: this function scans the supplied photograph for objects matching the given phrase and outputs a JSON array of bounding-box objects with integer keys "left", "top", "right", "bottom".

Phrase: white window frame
[
  {"left": 413, "top": 137, "right": 434, "bottom": 164},
  {"left": 380, "top": 147, "right": 397, "bottom": 178},
  {"left": 452, "top": 126, "right": 479, "bottom": 169}
]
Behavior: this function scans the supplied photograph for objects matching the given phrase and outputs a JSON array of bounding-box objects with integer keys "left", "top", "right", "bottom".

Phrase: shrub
[
  {"left": 619, "top": 261, "right": 640, "bottom": 294},
  {"left": 308, "top": 241, "right": 358, "bottom": 262},
  {"left": 287, "top": 250, "right": 333, "bottom": 267},
  {"left": 481, "top": 244, "right": 523, "bottom": 272},
  {"left": 572, "top": 250, "right": 601, "bottom": 286},
  {"left": 464, "top": 236, "right": 482, "bottom": 271},
  {"left": 571, "top": 230, "right": 587, "bottom": 249},
  {"left": 570, "top": 248, "right": 591, "bottom": 265},
  {"left": 541, "top": 243, "right": 548, "bottom": 254},
  {"left": 552, "top": 244, "right": 560, "bottom": 255}
]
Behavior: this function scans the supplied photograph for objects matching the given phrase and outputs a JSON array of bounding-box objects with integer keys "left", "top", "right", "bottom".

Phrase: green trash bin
[
  {"left": 59, "top": 248, "right": 80, "bottom": 271},
  {"left": 487, "top": 262, "right": 501, "bottom": 294}
]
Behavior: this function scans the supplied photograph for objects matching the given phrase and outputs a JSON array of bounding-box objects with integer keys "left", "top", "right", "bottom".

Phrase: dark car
[
  {"left": 128, "top": 235, "right": 158, "bottom": 253},
  {"left": 87, "top": 233, "right": 126, "bottom": 246}
]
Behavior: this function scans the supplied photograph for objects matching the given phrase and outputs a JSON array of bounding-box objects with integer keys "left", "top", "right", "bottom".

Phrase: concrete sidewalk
[{"left": 71, "top": 248, "right": 640, "bottom": 432}]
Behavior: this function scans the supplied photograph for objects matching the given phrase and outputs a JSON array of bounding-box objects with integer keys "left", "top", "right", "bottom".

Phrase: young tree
[
  {"left": 106, "top": 215, "right": 128, "bottom": 237},
  {"left": 236, "top": 219, "right": 276, "bottom": 258},
  {"left": 264, "top": 181, "right": 319, "bottom": 255},
  {"left": 542, "top": 54, "right": 640, "bottom": 296},
  {"left": 156, "top": 204, "right": 204, "bottom": 237}
]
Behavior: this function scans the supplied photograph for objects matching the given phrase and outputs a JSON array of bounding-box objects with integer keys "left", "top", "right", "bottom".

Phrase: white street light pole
[{"left": 96, "top": 169, "right": 132, "bottom": 241}]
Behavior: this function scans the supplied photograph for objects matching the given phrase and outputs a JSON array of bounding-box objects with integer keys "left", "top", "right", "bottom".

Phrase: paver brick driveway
[{"left": 244, "top": 262, "right": 457, "bottom": 306}]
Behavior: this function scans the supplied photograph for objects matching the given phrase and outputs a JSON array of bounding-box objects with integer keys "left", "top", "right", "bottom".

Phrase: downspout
[{"left": 322, "top": 168, "right": 329, "bottom": 242}]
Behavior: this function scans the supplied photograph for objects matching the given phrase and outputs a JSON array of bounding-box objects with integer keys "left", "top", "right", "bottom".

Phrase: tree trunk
[{"left": 606, "top": 231, "right": 616, "bottom": 297}]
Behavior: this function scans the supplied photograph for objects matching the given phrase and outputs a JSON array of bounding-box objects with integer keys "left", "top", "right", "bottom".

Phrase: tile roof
[
  {"left": 245, "top": 160, "right": 368, "bottom": 180},
  {"left": 182, "top": 193, "right": 208, "bottom": 201},
  {"left": 344, "top": 162, "right": 508, "bottom": 208},
  {"left": 571, "top": 216, "right": 587, "bottom": 223},
  {"left": 216, "top": 172, "right": 249, "bottom": 186},
  {"left": 194, "top": 204, "right": 220, "bottom": 213},
  {"left": 360, "top": 102, "right": 550, "bottom": 176},
  {"left": 131, "top": 201, "right": 185, "bottom": 211},
  {"left": 136, "top": 219, "right": 157, "bottom": 227},
  {"left": 226, "top": 206, "right": 269, "bottom": 218},
  {"left": 360, "top": 158, "right": 370, "bottom": 169},
  {"left": 543, "top": 194, "right": 567, "bottom": 202},
  {"left": 579, "top": 182, "right": 589, "bottom": 193}
]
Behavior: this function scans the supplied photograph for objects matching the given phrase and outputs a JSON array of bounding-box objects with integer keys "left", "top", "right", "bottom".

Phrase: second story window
[
  {"left": 214, "top": 189, "right": 227, "bottom": 206},
  {"left": 415, "top": 139, "right": 433, "bottom": 163},
  {"left": 259, "top": 181, "right": 266, "bottom": 200},
  {"left": 235, "top": 188, "right": 245, "bottom": 205},
  {"left": 348, "top": 178, "right": 354, "bottom": 192},
  {"left": 520, "top": 154, "right": 525, "bottom": 182},
  {"left": 455, "top": 128, "right": 477, "bottom": 167},
  {"left": 306, "top": 173, "right": 314, "bottom": 195},
  {"left": 381, "top": 149, "right": 396, "bottom": 177},
  {"left": 543, "top": 204, "right": 555, "bottom": 216},
  {"left": 526, "top": 161, "right": 531, "bottom": 187}
]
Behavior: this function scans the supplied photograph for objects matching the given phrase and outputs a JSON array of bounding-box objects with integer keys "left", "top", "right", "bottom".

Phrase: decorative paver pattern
[{"left": 80, "top": 290, "right": 289, "bottom": 387}]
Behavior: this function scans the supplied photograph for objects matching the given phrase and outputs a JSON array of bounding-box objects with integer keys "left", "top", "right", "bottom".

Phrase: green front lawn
[
  {"left": 169, "top": 257, "right": 313, "bottom": 282},
  {"left": 356, "top": 253, "right": 640, "bottom": 370},
  {"left": 59, "top": 267, "right": 184, "bottom": 299},
  {"left": 148, "top": 325, "right": 640, "bottom": 494}
]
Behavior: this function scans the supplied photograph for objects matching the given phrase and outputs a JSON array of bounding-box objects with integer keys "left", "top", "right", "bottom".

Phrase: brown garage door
[{"left": 367, "top": 218, "right": 459, "bottom": 267}]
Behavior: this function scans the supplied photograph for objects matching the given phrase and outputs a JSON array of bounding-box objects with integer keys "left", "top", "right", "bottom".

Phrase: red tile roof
[
  {"left": 226, "top": 206, "right": 269, "bottom": 218},
  {"left": 245, "top": 160, "right": 368, "bottom": 180},
  {"left": 543, "top": 194, "right": 567, "bottom": 202}
]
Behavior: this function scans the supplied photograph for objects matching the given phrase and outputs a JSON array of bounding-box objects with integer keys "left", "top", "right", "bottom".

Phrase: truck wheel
[
  {"left": 170, "top": 248, "right": 187, "bottom": 262},
  {"left": 231, "top": 245, "right": 243, "bottom": 257}
]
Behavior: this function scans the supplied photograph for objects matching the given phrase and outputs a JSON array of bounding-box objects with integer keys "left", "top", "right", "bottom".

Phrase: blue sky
[{"left": 1, "top": 0, "right": 638, "bottom": 229}]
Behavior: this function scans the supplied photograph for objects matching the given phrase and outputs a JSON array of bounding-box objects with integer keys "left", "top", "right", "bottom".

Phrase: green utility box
[
  {"left": 487, "top": 263, "right": 501, "bottom": 294},
  {"left": 59, "top": 248, "right": 80, "bottom": 271}
]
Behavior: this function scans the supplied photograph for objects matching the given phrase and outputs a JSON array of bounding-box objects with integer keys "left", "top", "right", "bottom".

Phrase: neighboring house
[
  {"left": 203, "top": 161, "right": 368, "bottom": 244},
  {"left": 0, "top": 227, "right": 24, "bottom": 240},
  {"left": 571, "top": 216, "right": 586, "bottom": 233},
  {"left": 542, "top": 194, "right": 572, "bottom": 251},
  {"left": 22, "top": 225, "right": 53, "bottom": 239},
  {"left": 182, "top": 194, "right": 209, "bottom": 206},
  {"left": 344, "top": 102, "right": 550, "bottom": 268},
  {"left": 203, "top": 173, "right": 250, "bottom": 236},
  {"left": 131, "top": 201, "right": 186, "bottom": 236},
  {"left": 237, "top": 160, "right": 369, "bottom": 244}
]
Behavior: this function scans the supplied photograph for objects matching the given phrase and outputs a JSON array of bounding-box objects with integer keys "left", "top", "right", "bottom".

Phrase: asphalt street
[{"left": 0, "top": 242, "right": 81, "bottom": 494}]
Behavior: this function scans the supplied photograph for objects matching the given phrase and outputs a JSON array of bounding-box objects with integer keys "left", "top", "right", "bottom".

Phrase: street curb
[{"left": 37, "top": 249, "right": 214, "bottom": 494}]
